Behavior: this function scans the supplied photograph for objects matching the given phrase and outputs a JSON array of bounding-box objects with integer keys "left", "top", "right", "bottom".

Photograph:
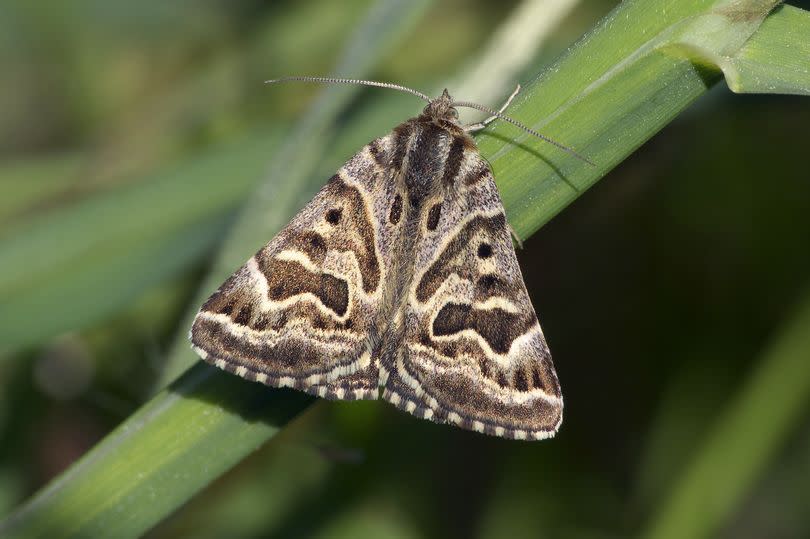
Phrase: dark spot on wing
[
  {"left": 514, "top": 367, "right": 529, "bottom": 392},
  {"left": 258, "top": 258, "right": 349, "bottom": 317},
  {"left": 441, "top": 136, "right": 466, "bottom": 186},
  {"left": 432, "top": 302, "right": 532, "bottom": 355},
  {"left": 321, "top": 176, "right": 381, "bottom": 293},
  {"left": 532, "top": 368, "right": 542, "bottom": 390},
  {"left": 326, "top": 208, "right": 342, "bottom": 225},
  {"left": 426, "top": 202, "right": 442, "bottom": 231},
  {"left": 296, "top": 232, "right": 327, "bottom": 262},
  {"left": 234, "top": 305, "right": 252, "bottom": 326},
  {"left": 463, "top": 161, "right": 490, "bottom": 185},
  {"left": 477, "top": 274, "right": 502, "bottom": 294},
  {"left": 389, "top": 194, "right": 402, "bottom": 224},
  {"left": 416, "top": 213, "right": 512, "bottom": 303},
  {"left": 477, "top": 243, "right": 493, "bottom": 258}
]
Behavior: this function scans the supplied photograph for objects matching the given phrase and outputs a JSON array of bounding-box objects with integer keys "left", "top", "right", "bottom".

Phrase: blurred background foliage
[{"left": 1, "top": 0, "right": 809, "bottom": 538}]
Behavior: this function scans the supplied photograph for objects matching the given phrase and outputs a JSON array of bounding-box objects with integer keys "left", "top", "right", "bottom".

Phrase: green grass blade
[
  {"left": 0, "top": 1, "right": 435, "bottom": 537},
  {"left": 641, "top": 288, "right": 810, "bottom": 539},
  {"left": 0, "top": 365, "right": 313, "bottom": 538},
  {"left": 479, "top": 0, "right": 783, "bottom": 238},
  {"left": 0, "top": 132, "right": 281, "bottom": 353},
  {"left": 683, "top": 4, "right": 810, "bottom": 95},
  {"left": 0, "top": 153, "right": 84, "bottom": 225},
  {"left": 0, "top": 0, "right": 417, "bottom": 355},
  {"left": 2, "top": 0, "right": 804, "bottom": 537}
]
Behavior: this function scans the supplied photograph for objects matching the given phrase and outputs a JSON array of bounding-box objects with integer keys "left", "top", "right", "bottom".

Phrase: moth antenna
[
  {"left": 265, "top": 76, "right": 432, "bottom": 103},
  {"left": 451, "top": 100, "right": 595, "bottom": 166}
]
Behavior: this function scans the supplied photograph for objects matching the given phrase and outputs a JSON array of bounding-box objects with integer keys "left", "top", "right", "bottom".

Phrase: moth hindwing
[{"left": 190, "top": 89, "right": 563, "bottom": 440}]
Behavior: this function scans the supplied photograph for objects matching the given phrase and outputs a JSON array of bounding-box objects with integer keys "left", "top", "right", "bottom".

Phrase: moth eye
[
  {"left": 449, "top": 108, "right": 459, "bottom": 120},
  {"left": 477, "top": 243, "right": 493, "bottom": 259},
  {"left": 325, "top": 208, "right": 342, "bottom": 225}
]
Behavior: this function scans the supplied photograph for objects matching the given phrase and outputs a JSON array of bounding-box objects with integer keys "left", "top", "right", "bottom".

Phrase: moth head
[
  {"left": 422, "top": 89, "right": 459, "bottom": 123},
  {"left": 263, "top": 77, "right": 594, "bottom": 165}
]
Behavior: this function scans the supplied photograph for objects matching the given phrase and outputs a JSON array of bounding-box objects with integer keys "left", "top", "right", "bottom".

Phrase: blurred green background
[{"left": 1, "top": 0, "right": 809, "bottom": 538}]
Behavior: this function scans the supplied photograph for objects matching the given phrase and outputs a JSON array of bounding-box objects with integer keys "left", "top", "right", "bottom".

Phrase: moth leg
[{"left": 464, "top": 84, "right": 521, "bottom": 133}]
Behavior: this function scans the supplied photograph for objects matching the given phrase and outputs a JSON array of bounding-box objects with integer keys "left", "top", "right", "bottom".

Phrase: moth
[{"left": 190, "top": 77, "right": 586, "bottom": 440}]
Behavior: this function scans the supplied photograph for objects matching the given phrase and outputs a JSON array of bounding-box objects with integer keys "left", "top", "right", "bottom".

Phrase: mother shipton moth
[{"left": 190, "top": 77, "right": 591, "bottom": 440}]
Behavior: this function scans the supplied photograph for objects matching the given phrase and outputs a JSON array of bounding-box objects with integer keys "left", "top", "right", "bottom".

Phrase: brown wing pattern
[
  {"left": 190, "top": 133, "right": 404, "bottom": 400},
  {"left": 191, "top": 91, "right": 565, "bottom": 441},
  {"left": 381, "top": 147, "right": 563, "bottom": 440}
]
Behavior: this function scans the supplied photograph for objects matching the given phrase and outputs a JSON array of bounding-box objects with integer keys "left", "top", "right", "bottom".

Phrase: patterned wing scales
[
  {"left": 382, "top": 151, "right": 563, "bottom": 439},
  {"left": 191, "top": 98, "right": 563, "bottom": 441},
  {"left": 190, "top": 134, "right": 403, "bottom": 400}
]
